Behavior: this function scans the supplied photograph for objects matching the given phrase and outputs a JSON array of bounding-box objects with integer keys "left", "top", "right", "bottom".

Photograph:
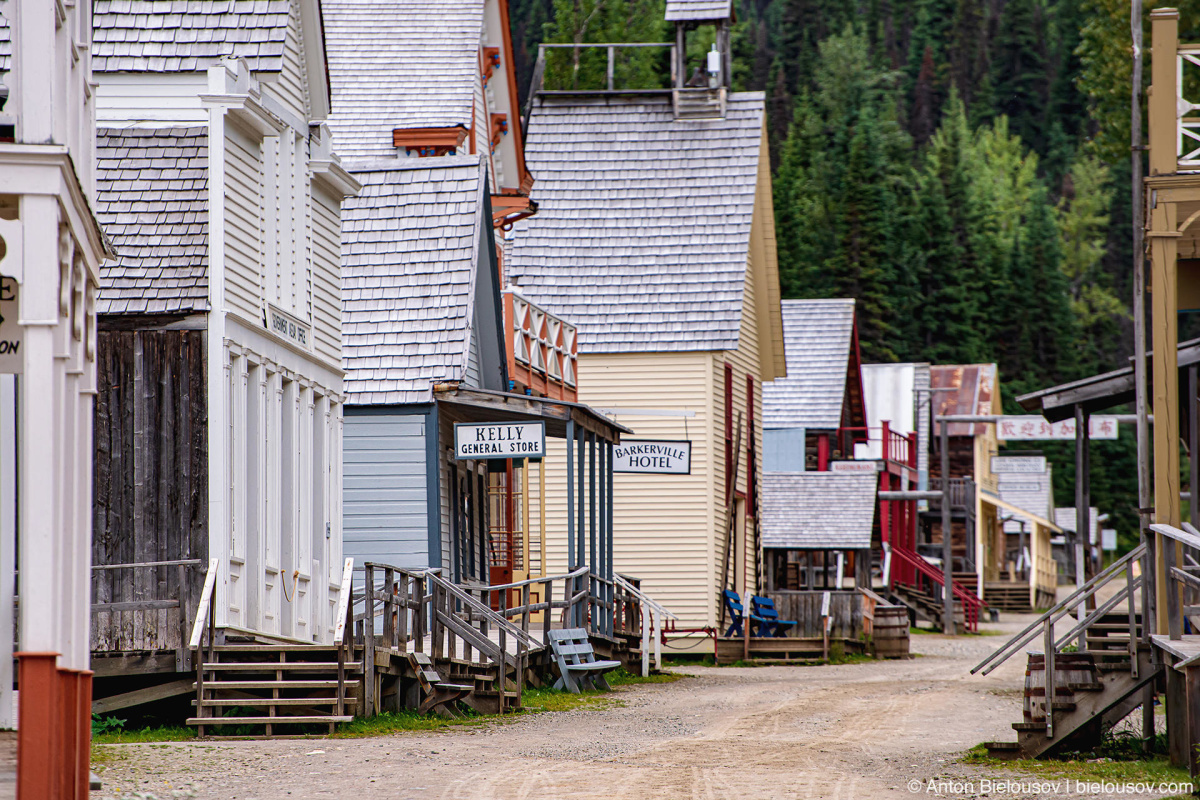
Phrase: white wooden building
[
  {"left": 88, "top": 0, "right": 360, "bottom": 690},
  {"left": 0, "top": 0, "right": 111, "bottom": 793}
]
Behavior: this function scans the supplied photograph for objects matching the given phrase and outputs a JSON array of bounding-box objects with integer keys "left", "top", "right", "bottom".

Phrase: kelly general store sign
[
  {"left": 455, "top": 421, "right": 545, "bottom": 459},
  {"left": 613, "top": 440, "right": 691, "bottom": 474},
  {"left": 997, "top": 416, "right": 1119, "bottom": 441}
]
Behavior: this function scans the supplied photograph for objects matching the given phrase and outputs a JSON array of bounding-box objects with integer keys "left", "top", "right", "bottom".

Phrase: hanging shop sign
[
  {"left": 991, "top": 455, "right": 1047, "bottom": 474},
  {"left": 997, "top": 416, "right": 1119, "bottom": 441},
  {"left": 455, "top": 421, "right": 545, "bottom": 459},
  {"left": 828, "top": 460, "right": 883, "bottom": 473},
  {"left": 0, "top": 277, "right": 22, "bottom": 374},
  {"left": 613, "top": 439, "right": 691, "bottom": 475}
]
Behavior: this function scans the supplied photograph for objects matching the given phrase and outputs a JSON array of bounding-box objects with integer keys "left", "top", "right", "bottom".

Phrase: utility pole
[{"left": 940, "top": 417, "right": 955, "bottom": 635}]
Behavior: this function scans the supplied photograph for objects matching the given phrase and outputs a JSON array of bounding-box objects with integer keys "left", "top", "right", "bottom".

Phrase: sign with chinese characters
[
  {"left": 991, "top": 455, "right": 1047, "bottom": 474},
  {"left": 0, "top": 277, "right": 21, "bottom": 374},
  {"left": 267, "top": 304, "right": 311, "bottom": 351},
  {"left": 455, "top": 422, "right": 545, "bottom": 459},
  {"left": 997, "top": 416, "right": 1119, "bottom": 441},
  {"left": 613, "top": 440, "right": 691, "bottom": 474},
  {"left": 829, "top": 460, "right": 883, "bottom": 474}
]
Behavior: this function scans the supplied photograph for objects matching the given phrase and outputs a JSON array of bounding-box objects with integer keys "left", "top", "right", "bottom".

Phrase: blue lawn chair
[
  {"left": 722, "top": 589, "right": 771, "bottom": 638},
  {"left": 751, "top": 595, "right": 797, "bottom": 638}
]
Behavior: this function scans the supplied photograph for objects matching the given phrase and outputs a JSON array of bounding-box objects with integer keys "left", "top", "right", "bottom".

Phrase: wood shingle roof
[
  {"left": 95, "top": 127, "right": 210, "bottom": 316},
  {"left": 324, "top": 0, "right": 483, "bottom": 160},
  {"left": 341, "top": 156, "right": 487, "bottom": 404},
  {"left": 761, "top": 472, "right": 877, "bottom": 550},
  {"left": 508, "top": 93, "right": 765, "bottom": 353},
  {"left": 92, "top": 0, "right": 292, "bottom": 73},
  {"left": 763, "top": 299, "right": 856, "bottom": 431}
]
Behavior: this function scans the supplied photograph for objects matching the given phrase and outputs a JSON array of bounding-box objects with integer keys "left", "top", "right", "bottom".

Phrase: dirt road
[{"left": 92, "top": 623, "right": 1188, "bottom": 800}]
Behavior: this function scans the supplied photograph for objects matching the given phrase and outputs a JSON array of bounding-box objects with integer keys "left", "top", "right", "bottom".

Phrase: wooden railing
[
  {"left": 615, "top": 574, "right": 675, "bottom": 675},
  {"left": 461, "top": 566, "right": 591, "bottom": 637},
  {"left": 188, "top": 557, "right": 220, "bottom": 730},
  {"left": 888, "top": 545, "right": 985, "bottom": 631},
  {"left": 533, "top": 42, "right": 676, "bottom": 95},
  {"left": 1150, "top": 523, "right": 1200, "bottom": 641},
  {"left": 91, "top": 558, "right": 202, "bottom": 662},
  {"left": 972, "top": 542, "right": 1147, "bottom": 739}
]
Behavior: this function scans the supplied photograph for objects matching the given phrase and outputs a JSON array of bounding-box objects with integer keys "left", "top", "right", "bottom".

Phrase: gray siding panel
[{"left": 343, "top": 413, "right": 430, "bottom": 568}]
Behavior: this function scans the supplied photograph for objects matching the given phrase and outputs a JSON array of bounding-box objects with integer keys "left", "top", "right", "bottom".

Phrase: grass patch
[
  {"left": 963, "top": 742, "right": 1192, "bottom": 786},
  {"left": 93, "top": 726, "right": 196, "bottom": 745},
  {"left": 333, "top": 709, "right": 494, "bottom": 737}
]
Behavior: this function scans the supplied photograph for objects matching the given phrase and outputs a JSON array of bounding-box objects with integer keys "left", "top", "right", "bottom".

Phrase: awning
[
  {"left": 981, "top": 492, "right": 1063, "bottom": 533},
  {"left": 434, "top": 386, "right": 631, "bottom": 442}
]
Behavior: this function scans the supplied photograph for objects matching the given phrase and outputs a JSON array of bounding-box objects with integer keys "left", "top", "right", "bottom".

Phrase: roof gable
[
  {"left": 761, "top": 472, "right": 877, "bottom": 549},
  {"left": 95, "top": 127, "right": 209, "bottom": 316},
  {"left": 763, "top": 299, "right": 858, "bottom": 430},
  {"left": 341, "top": 156, "right": 500, "bottom": 404},
  {"left": 508, "top": 93, "right": 766, "bottom": 353},
  {"left": 323, "top": 0, "right": 484, "bottom": 161}
]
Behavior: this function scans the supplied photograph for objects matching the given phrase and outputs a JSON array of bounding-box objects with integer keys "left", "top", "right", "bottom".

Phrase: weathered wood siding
[
  {"left": 92, "top": 329, "right": 208, "bottom": 653},
  {"left": 343, "top": 411, "right": 430, "bottom": 569},
  {"left": 761, "top": 590, "right": 862, "bottom": 639}
]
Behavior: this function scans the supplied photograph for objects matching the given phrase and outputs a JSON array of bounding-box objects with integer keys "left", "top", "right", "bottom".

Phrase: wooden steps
[{"left": 188, "top": 644, "right": 361, "bottom": 737}]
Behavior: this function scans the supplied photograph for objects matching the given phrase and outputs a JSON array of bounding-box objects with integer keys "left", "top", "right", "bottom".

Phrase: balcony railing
[{"left": 504, "top": 290, "right": 577, "bottom": 401}]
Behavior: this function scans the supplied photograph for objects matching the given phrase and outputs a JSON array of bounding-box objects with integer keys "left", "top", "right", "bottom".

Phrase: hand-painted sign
[
  {"left": 0, "top": 277, "right": 22, "bottom": 374},
  {"left": 997, "top": 416, "right": 1119, "bottom": 441},
  {"left": 991, "top": 455, "right": 1047, "bottom": 474},
  {"left": 455, "top": 421, "right": 545, "bottom": 459},
  {"left": 267, "top": 304, "right": 311, "bottom": 350},
  {"left": 613, "top": 440, "right": 691, "bottom": 474},
  {"left": 828, "top": 460, "right": 883, "bottom": 473}
]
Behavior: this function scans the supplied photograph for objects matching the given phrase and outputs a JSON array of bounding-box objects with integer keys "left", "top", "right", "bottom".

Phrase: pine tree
[{"left": 988, "top": 0, "right": 1050, "bottom": 155}]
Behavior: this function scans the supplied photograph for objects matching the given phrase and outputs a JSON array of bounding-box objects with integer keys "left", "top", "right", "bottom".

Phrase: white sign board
[
  {"left": 455, "top": 421, "right": 545, "bottom": 459},
  {"left": 996, "top": 481, "right": 1044, "bottom": 494},
  {"left": 0, "top": 277, "right": 21, "bottom": 374},
  {"left": 829, "top": 459, "right": 883, "bottom": 474},
  {"left": 613, "top": 440, "right": 691, "bottom": 474},
  {"left": 991, "top": 455, "right": 1047, "bottom": 474},
  {"left": 1102, "top": 528, "right": 1118, "bottom": 551},
  {"left": 268, "top": 304, "right": 311, "bottom": 351},
  {"left": 997, "top": 416, "right": 1119, "bottom": 441}
]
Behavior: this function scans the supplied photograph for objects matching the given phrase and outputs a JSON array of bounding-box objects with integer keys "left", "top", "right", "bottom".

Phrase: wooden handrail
[
  {"left": 483, "top": 565, "right": 588, "bottom": 593},
  {"left": 427, "top": 572, "right": 535, "bottom": 648},
  {"left": 188, "top": 558, "right": 219, "bottom": 650},
  {"left": 93, "top": 559, "right": 203, "bottom": 570},
  {"left": 332, "top": 558, "right": 354, "bottom": 645},
  {"left": 972, "top": 541, "right": 1147, "bottom": 675},
  {"left": 889, "top": 545, "right": 984, "bottom": 630}
]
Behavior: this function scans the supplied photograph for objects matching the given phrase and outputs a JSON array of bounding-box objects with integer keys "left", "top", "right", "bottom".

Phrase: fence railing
[
  {"left": 1150, "top": 523, "right": 1200, "bottom": 641},
  {"left": 531, "top": 42, "right": 676, "bottom": 96},
  {"left": 615, "top": 574, "right": 674, "bottom": 675},
  {"left": 91, "top": 558, "right": 202, "bottom": 660},
  {"left": 888, "top": 545, "right": 985, "bottom": 631}
]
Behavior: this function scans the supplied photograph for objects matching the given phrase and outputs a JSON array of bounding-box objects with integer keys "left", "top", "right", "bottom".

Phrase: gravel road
[{"left": 92, "top": 620, "right": 1190, "bottom": 800}]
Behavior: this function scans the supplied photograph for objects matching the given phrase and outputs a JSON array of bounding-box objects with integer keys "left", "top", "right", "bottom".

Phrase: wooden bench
[
  {"left": 751, "top": 596, "right": 797, "bottom": 638},
  {"left": 547, "top": 628, "right": 622, "bottom": 693},
  {"left": 722, "top": 589, "right": 771, "bottom": 638},
  {"left": 409, "top": 652, "right": 473, "bottom": 718}
]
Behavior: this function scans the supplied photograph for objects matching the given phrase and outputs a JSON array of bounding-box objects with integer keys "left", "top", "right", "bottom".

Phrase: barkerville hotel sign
[
  {"left": 613, "top": 440, "right": 691, "bottom": 475},
  {"left": 455, "top": 421, "right": 546, "bottom": 459}
]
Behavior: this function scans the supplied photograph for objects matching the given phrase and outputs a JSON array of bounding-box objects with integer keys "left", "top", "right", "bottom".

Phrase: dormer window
[{"left": 392, "top": 126, "right": 468, "bottom": 157}]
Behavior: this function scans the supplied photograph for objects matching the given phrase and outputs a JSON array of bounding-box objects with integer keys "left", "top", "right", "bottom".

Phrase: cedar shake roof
[
  {"left": 664, "top": 0, "right": 732, "bottom": 20},
  {"left": 323, "top": 0, "right": 483, "bottom": 160},
  {"left": 95, "top": 127, "right": 210, "bottom": 316},
  {"left": 341, "top": 156, "right": 487, "bottom": 404},
  {"left": 92, "top": 1, "right": 291, "bottom": 73},
  {"left": 763, "top": 299, "right": 856, "bottom": 431},
  {"left": 507, "top": 93, "right": 765, "bottom": 353},
  {"left": 761, "top": 472, "right": 877, "bottom": 550},
  {"left": 998, "top": 471, "right": 1055, "bottom": 533}
]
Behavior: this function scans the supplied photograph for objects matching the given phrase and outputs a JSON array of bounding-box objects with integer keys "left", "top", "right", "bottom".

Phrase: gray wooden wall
[
  {"left": 761, "top": 590, "right": 863, "bottom": 639},
  {"left": 92, "top": 329, "right": 207, "bottom": 653},
  {"left": 343, "top": 410, "right": 431, "bottom": 569}
]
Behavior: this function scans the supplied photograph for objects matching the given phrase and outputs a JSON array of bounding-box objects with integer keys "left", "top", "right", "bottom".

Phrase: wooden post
[
  {"left": 606, "top": 46, "right": 614, "bottom": 91},
  {"left": 1187, "top": 664, "right": 1200, "bottom": 779},
  {"left": 1074, "top": 405, "right": 1090, "bottom": 644},
  {"left": 1150, "top": 6, "right": 1183, "bottom": 637},
  {"left": 1044, "top": 617, "right": 1055, "bottom": 739},
  {"left": 383, "top": 566, "right": 395, "bottom": 649},
  {"left": 364, "top": 566, "right": 376, "bottom": 715},
  {"left": 940, "top": 417, "right": 955, "bottom": 634}
]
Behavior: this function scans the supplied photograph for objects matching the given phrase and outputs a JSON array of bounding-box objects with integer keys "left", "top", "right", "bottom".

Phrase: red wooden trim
[
  {"left": 490, "top": 113, "right": 509, "bottom": 150},
  {"left": 482, "top": 46, "right": 501, "bottom": 85},
  {"left": 392, "top": 126, "right": 468, "bottom": 156},
  {"left": 817, "top": 434, "right": 830, "bottom": 471},
  {"left": 496, "top": 0, "right": 529, "bottom": 191}
]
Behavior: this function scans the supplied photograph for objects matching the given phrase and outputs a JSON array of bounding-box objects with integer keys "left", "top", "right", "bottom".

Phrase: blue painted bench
[
  {"left": 751, "top": 595, "right": 798, "bottom": 638},
  {"left": 722, "top": 589, "right": 772, "bottom": 638}
]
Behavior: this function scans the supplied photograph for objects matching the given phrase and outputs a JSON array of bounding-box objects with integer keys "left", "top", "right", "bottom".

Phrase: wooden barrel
[
  {"left": 873, "top": 606, "right": 910, "bottom": 659},
  {"left": 1022, "top": 652, "right": 1096, "bottom": 722}
]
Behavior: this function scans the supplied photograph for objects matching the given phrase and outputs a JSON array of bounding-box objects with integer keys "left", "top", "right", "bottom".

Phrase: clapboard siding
[
  {"left": 95, "top": 72, "right": 209, "bottom": 125},
  {"left": 343, "top": 412, "right": 430, "bottom": 569},
  {"left": 536, "top": 351, "right": 716, "bottom": 631},
  {"left": 92, "top": 330, "right": 208, "bottom": 653},
  {"left": 224, "top": 124, "right": 264, "bottom": 321},
  {"left": 262, "top": 1, "right": 309, "bottom": 120},
  {"left": 465, "top": 325, "right": 482, "bottom": 388},
  {"left": 311, "top": 185, "right": 342, "bottom": 365}
]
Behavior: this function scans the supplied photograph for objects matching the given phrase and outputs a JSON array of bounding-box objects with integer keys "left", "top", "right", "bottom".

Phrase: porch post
[
  {"left": 567, "top": 419, "right": 575, "bottom": 572},
  {"left": 940, "top": 417, "right": 955, "bottom": 634},
  {"left": 589, "top": 431, "right": 597, "bottom": 635}
]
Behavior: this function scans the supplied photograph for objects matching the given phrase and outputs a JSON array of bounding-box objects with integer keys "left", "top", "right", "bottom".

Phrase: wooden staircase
[
  {"left": 889, "top": 583, "right": 964, "bottom": 630},
  {"left": 984, "top": 581, "right": 1033, "bottom": 613},
  {"left": 188, "top": 643, "right": 362, "bottom": 736},
  {"left": 975, "top": 545, "right": 1161, "bottom": 760},
  {"left": 447, "top": 659, "right": 522, "bottom": 715}
]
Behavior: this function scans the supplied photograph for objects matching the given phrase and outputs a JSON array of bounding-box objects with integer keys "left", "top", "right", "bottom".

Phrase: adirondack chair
[
  {"left": 750, "top": 595, "right": 797, "bottom": 638},
  {"left": 409, "top": 652, "right": 473, "bottom": 718},
  {"left": 721, "top": 589, "right": 772, "bottom": 638},
  {"left": 547, "top": 628, "right": 622, "bottom": 693}
]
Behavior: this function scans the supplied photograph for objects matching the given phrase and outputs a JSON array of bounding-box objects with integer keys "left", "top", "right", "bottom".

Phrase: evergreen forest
[{"left": 505, "top": 0, "right": 1198, "bottom": 546}]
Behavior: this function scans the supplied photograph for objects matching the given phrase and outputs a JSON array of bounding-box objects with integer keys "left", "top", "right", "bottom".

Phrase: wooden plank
[{"left": 92, "top": 679, "right": 194, "bottom": 714}]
